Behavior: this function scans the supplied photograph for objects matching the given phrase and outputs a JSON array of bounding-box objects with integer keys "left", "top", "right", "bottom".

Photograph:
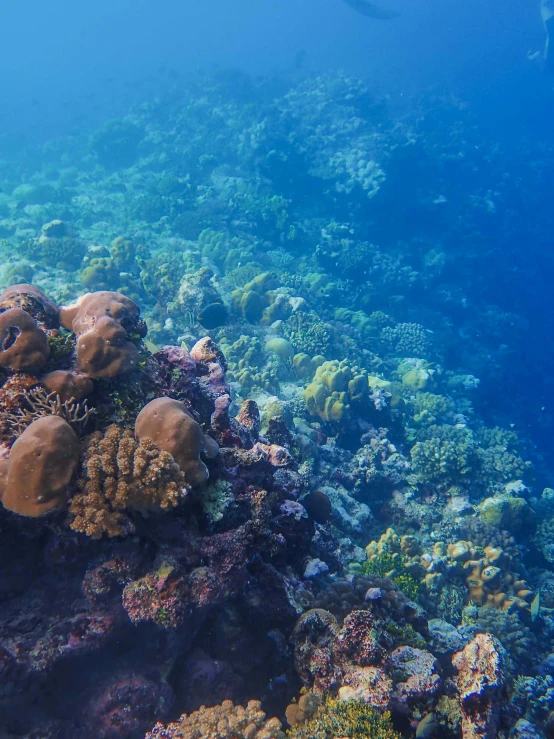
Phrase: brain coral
[
  {"left": 68, "top": 424, "right": 189, "bottom": 538},
  {"left": 0, "top": 415, "right": 80, "bottom": 516},
  {"left": 135, "top": 397, "right": 218, "bottom": 486}
]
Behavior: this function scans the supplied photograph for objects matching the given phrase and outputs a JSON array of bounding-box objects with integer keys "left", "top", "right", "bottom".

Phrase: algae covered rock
[{"left": 479, "top": 494, "right": 535, "bottom": 536}]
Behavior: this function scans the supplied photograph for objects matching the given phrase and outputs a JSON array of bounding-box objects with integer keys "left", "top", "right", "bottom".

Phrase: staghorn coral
[
  {"left": 68, "top": 425, "right": 189, "bottom": 539},
  {"left": 146, "top": 699, "right": 285, "bottom": 739},
  {"left": 5, "top": 385, "right": 94, "bottom": 436}
]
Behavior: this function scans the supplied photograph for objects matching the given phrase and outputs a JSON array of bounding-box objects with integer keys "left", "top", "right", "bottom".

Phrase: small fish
[
  {"left": 197, "top": 302, "right": 228, "bottom": 329},
  {"left": 144, "top": 339, "right": 160, "bottom": 355},
  {"left": 531, "top": 591, "right": 541, "bottom": 622},
  {"left": 342, "top": 0, "right": 399, "bottom": 20},
  {"left": 416, "top": 713, "right": 439, "bottom": 739}
]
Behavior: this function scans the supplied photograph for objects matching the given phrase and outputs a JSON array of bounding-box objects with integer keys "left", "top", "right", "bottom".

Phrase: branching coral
[
  {"left": 68, "top": 425, "right": 189, "bottom": 539},
  {"left": 146, "top": 699, "right": 285, "bottom": 739},
  {"left": 288, "top": 697, "right": 401, "bottom": 739},
  {"left": 6, "top": 385, "right": 94, "bottom": 437},
  {"left": 410, "top": 424, "right": 478, "bottom": 488}
]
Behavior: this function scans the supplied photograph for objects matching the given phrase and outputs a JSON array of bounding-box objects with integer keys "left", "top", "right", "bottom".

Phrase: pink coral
[{"left": 452, "top": 633, "right": 506, "bottom": 739}]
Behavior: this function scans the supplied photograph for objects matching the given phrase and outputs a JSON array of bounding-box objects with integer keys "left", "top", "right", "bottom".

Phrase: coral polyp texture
[{"left": 0, "top": 69, "right": 553, "bottom": 739}]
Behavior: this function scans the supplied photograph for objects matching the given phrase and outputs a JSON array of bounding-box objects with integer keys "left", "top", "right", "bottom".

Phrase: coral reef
[{"left": 0, "top": 68, "right": 552, "bottom": 739}]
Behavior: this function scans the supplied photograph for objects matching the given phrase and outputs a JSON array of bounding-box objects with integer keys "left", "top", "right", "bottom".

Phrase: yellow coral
[{"left": 146, "top": 699, "right": 285, "bottom": 739}]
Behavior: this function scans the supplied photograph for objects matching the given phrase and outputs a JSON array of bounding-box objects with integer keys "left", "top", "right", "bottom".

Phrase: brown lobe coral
[
  {"left": 135, "top": 397, "right": 218, "bottom": 486},
  {"left": 0, "top": 415, "right": 80, "bottom": 516},
  {"left": 0, "top": 283, "right": 59, "bottom": 329},
  {"left": 60, "top": 291, "right": 145, "bottom": 378},
  {"left": 0, "top": 308, "right": 50, "bottom": 372},
  {"left": 41, "top": 370, "right": 94, "bottom": 402}
]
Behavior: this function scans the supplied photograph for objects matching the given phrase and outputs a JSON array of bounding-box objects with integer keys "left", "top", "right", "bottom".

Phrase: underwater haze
[{"left": 1, "top": 1, "right": 554, "bottom": 737}]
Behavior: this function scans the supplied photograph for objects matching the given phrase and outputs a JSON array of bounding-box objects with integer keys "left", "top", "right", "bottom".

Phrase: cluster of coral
[{"left": 0, "top": 70, "right": 553, "bottom": 738}]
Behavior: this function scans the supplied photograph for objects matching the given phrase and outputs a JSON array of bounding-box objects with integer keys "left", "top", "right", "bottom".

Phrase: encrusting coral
[{"left": 68, "top": 424, "right": 189, "bottom": 538}]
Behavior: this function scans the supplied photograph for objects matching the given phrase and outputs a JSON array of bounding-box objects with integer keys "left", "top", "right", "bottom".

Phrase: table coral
[{"left": 68, "top": 424, "right": 189, "bottom": 538}]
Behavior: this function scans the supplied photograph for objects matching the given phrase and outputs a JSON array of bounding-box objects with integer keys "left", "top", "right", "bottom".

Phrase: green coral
[
  {"left": 199, "top": 479, "right": 235, "bottom": 523},
  {"left": 199, "top": 228, "right": 254, "bottom": 272},
  {"left": 385, "top": 622, "right": 427, "bottom": 650},
  {"left": 46, "top": 331, "right": 76, "bottom": 365},
  {"left": 283, "top": 311, "right": 337, "bottom": 359},
  {"left": 288, "top": 698, "right": 401, "bottom": 739},
  {"left": 407, "top": 392, "right": 454, "bottom": 428},
  {"left": 220, "top": 335, "right": 279, "bottom": 395},
  {"left": 410, "top": 424, "right": 478, "bottom": 488},
  {"left": 81, "top": 256, "right": 120, "bottom": 290},
  {"left": 379, "top": 322, "right": 433, "bottom": 358},
  {"left": 359, "top": 553, "right": 421, "bottom": 602},
  {"left": 476, "top": 427, "right": 532, "bottom": 489},
  {"left": 21, "top": 232, "right": 87, "bottom": 271}
]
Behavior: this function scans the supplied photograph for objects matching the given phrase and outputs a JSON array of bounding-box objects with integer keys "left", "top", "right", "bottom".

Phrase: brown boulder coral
[
  {"left": 0, "top": 415, "right": 80, "bottom": 516},
  {"left": 135, "top": 397, "right": 218, "bottom": 486},
  {"left": 68, "top": 424, "right": 189, "bottom": 539},
  {"left": 41, "top": 369, "right": 94, "bottom": 403},
  {"left": 0, "top": 283, "right": 59, "bottom": 329},
  {"left": 60, "top": 291, "right": 146, "bottom": 378},
  {"left": 0, "top": 308, "right": 50, "bottom": 372}
]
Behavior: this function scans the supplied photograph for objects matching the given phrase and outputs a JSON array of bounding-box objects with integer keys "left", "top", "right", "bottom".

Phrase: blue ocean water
[{"left": 1, "top": 1, "right": 554, "bottom": 737}]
